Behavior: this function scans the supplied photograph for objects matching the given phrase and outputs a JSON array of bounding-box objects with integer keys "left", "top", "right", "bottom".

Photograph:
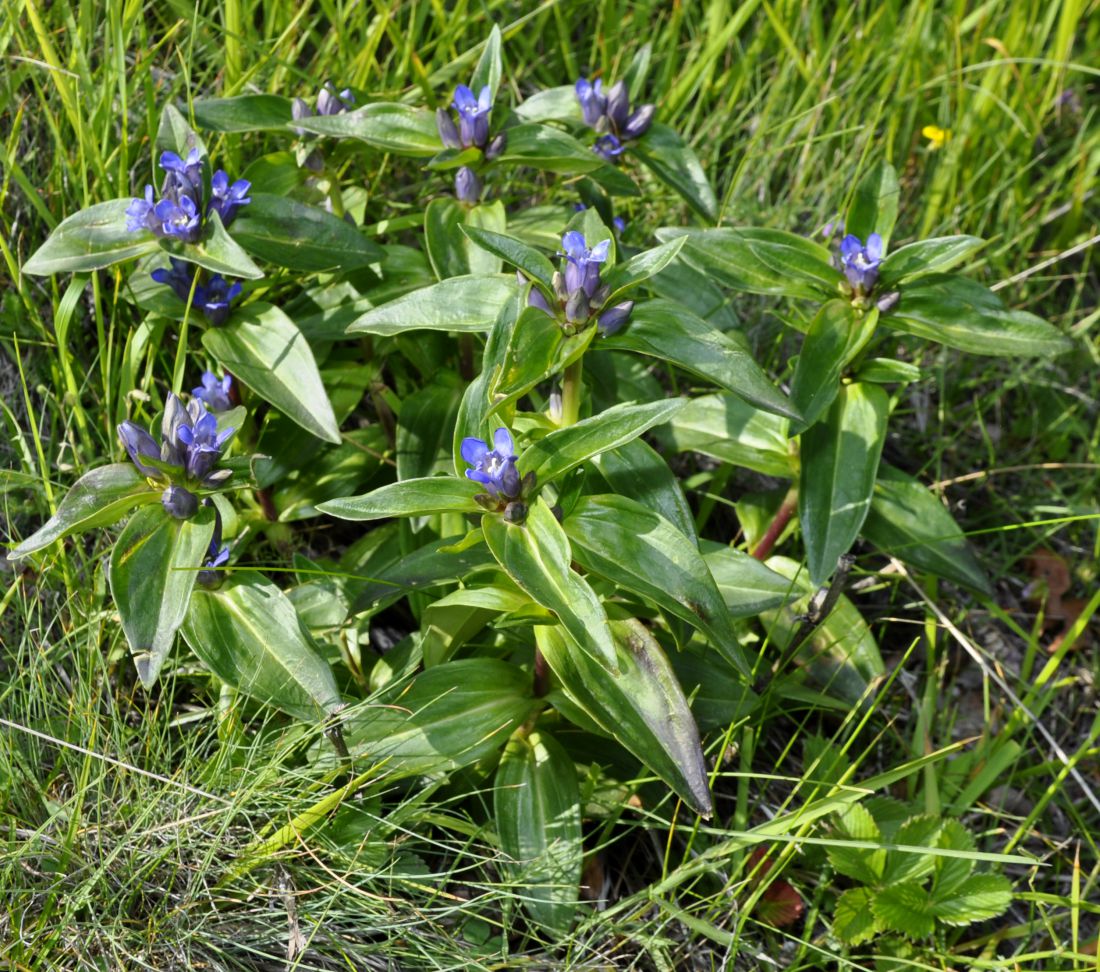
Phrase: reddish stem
[{"left": 752, "top": 489, "right": 798, "bottom": 561}]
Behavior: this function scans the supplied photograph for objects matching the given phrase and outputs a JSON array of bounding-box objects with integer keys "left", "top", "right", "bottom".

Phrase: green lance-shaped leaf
[
  {"left": 469, "top": 24, "right": 503, "bottom": 103},
  {"left": 346, "top": 273, "right": 516, "bottom": 336},
  {"left": 295, "top": 103, "right": 443, "bottom": 156},
  {"left": 699, "top": 541, "right": 800, "bottom": 617},
  {"left": 483, "top": 497, "right": 619, "bottom": 671},
  {"left": 495, "top": 729, "right": 583, "bottom": 936},
  {"left": 518, "top": 398, "right": 688, "bottom": 486},
  {"left": 878, "top": 236, "right": 984, "bottom": 287},
  {"left": 395, "top": 380, "right": 463, "bottom": 482},
  {"left": 181, "top": 573, "right": 343, "bottom": 721},
  {"left": 599, "top": 236, "right": 687, "bottom": 304},
  {"left": 789, "top": 300, "right": 878, "bottom": 434},
  {"left": 6, "top": 464, "right": 160, "bottom": 560},
  {"left": 663, "top": 226, "right": 842, "bottom": 300},
  {"left": 564, "top": 494, "right": 751, "bottom": 677},
  {"left": 536, "top": 619, "right": 713, "bottom": 815},
  {"left": 591, "top": 439, "right": 696, "bottom": 540},
  {"left": 862, "top": 463, "right": 992, "bottom": 595},
  {"left": 846, "top": 160, "right": 900, "bottom": 247},
  {"left": 514, "top": 85, "right": 582, "bottom": 124},
  {"left": 489, "top": 308, "right": 595, "bottom": 414},
  {"left": 202, "top": 301, "right": 341, "bottom": 444},
  {"left": 168, "top": 209, "right": 264, "bottom": 280},
  {"left": 424, "top": 197, "right": 471, "bottom": 280},
  {"left": 631, "top": 123, "right": 718, "bottom": 221},
  {"left": 340, "top": 658, "right": 536, "bottom": 776},
  {"left": 799, "top": 382, "right": 889, "bottom": 586},
  {"left": 317, "top": 476, "right": 481, "bottom": 522},
  {"left": 453, "top": 292, "right": 522, "bottom": 475},
  {"left": 464, "top": 200, "right": 507, "bottom": 275},
  {"left": 156, "top": 103, "right": 208, "bottom": 160},
  {"left": 493, "top": 123, "right": 606, "bottom": 174},
  {"left": 459, "top": 225, "right": 557, "bottom": 289},
  {"left": 885, "top": 274, "right": 1072, "bottom": 357},
  {"left": 23, "top": 200, "right": 161, "bottom": 275},
  {"left": 228, "top": 193, "right": 383, "bottom": 272},
  {"left": 110, "top": 504, "right": 215, "bottom": 688},
  {"left": 193, "top": 94, "right": 294, "bottom": 133},
  {"left": 662, "top": 393, "right": 793, "bottom": 478},
  {"left": 606, "top": 300, "right": 797, "bottom": 420}
]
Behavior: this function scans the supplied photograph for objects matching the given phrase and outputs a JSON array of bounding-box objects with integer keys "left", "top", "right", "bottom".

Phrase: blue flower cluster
[
  {"left": 575, "top": 78, "right": 655, "bottom": 161},
  {"left": 126, "top": 149, "right": 251, "bottom": 243},
  {"left": 151, "top": 257, "right": 243, "bottom": 325},
  {"left": 528, "top": 231, "right": 634, "bottom": 335},
  {"left": 118, "top": 392, "right": 236, "bottom": 519},
  {"left": 437, "top": 82, "right": 507, "bottom": 205}
]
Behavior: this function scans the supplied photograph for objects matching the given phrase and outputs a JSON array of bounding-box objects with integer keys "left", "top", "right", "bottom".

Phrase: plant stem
[
  {"left": 751, "top": 486, "right": 798, "bottom": 561},
  {"left": 560, "top": 357, "right": 583, "bottom": 427}
]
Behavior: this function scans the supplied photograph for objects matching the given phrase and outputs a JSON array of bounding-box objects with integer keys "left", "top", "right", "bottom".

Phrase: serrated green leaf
[
  {"left": 872, "top": 883, "right": 936, "bottom": 938},
  {"left": 932, "top": 819, "right": 977, "bottom": 897},
  {"left": 882, "top": 815, "right": 943, "bottom": 885},
  {"left": 828, "top": 804, "right": 885, "bottom": 885},
  {"left": 833, "top": 887, "right": 881, "bottom": 946},
  {"left": 931, "top": 873, "right": 1012, "bottom": 926}
]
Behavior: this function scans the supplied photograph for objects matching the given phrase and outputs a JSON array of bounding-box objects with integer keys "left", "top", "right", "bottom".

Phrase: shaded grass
[{"left": 1, "top": 0, "right": 1098, "bottom": 968}]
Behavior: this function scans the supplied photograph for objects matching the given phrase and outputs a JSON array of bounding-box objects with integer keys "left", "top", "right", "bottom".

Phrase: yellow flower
[{"left": 922, "top": 125, "right": 950, "bottom": 150}]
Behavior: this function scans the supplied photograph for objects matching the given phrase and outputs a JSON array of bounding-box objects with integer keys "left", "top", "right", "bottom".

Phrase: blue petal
[
  {"left": 839, "top": 234, "right": 862, "bottom": 260},
  {"left": 460, "top": 436, "right": 489, "bottom": 465},
  {"left": 493, "top": 427, "right": 515, "bottom": 457},
  {"left": 561, "top": 231, "right": 587, "bottom": 259},
  {"left": 453, "top": 85, "right": 477, "bottom": 111},
  {"left": 477, "top": 85, "right": 492, "bottom": 112},
  {"left": 589, "top": 238, "right": 611, "bottom": 262},
  {"left": 865, "top": 233, "right": 884, "bottom": 260}
]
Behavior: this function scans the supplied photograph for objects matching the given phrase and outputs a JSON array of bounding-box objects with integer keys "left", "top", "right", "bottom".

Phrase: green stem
[{"left": 560, "top": 357, "right": 583, "bottom": 427}]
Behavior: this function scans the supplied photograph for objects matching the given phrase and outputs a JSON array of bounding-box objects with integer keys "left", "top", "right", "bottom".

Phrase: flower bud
[
  {"left": 162, "top": 485, "right": 198, "bottom": 519},
  {"left": 622, "top": 104, "right": 655, "bottom": 140},
  {"left": 436, "top": 109, "right": 461, "bottom": 149},
  {"left": 606, "top": 81, "right": 630, "bottom": 131},
  {"left": 454, "top": 166, "right": 482, "bottom": 203},
  {"left": 565, "top": 289, "right": 590, "bottom": 323},
  {"left": 597, "top": 299, "right": 634, "bottom": 336},
  {"left": 875, "top": 291, "right": 900, "bottom": 313},
  {"left": 484, "top": 132, "right": 507, "bottom": 160},
  {"left": 118, "top": 421, "right": 162, "bottom": 479}
]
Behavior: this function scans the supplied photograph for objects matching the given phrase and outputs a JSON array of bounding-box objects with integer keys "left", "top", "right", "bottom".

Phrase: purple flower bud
[
  {"left": 575, "top": 77, "right": 607, "bottom": 127},
  {"left": 597, "top": 299, "right": 634, "bottom": 336},
  {"left": 436, "top": 108, "right": 461, "bottom": 149},
  {"left": 875, "top": 291, "right": 900, "bottom": 313},
  {"left": 565, "top": 289, "right": 590, "bottom": 323},
  {"left": 292, "top": 97, "right": 312, "bottom": 122},
  {"left": 160, "top": 149, "right": 204, "bottom": 200},
  {"left": 454, "top": 166, "right": 482, "bottom": 203},
  {"left": 526, "top": 282, "right": 553, "bottom": 314},
  {"left": 484, "top": 132, "right": 507, "bottom": 160},
  {"left": 197, "top": 499, "right": 230, "bottom": 587},
  {"left": 150, "top": 257, "right": 195, "bottom": 302},
  {"left": 118, "top": 421, "right": 163, "bottom": 479},
  {"left": 621, "top": 104, "right": 655, "bottom": 139},
  {"left": 613, "top": 216, "right": 626, "bottom": 234},
  {"left": 192, "top": 371, "right": 233, "bottom": 412},
  {"left": 316, "top": 82, "right": 355, "bottom": 116},
  {"left": 161, "top": 484, "right": 199, "bottom": 519},
  {"left": 606, "top": 81, "right": 630, "bottom": 131}
]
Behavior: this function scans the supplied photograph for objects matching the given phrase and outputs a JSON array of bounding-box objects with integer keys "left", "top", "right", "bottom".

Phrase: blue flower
[
  {"left": 575, "top": 77, "right": 607, "bottom": 127},
  {"left": 160, "top": 149, "right": 204, "bottom": 200},
  {"left": 452, "top": 84, "right": 493, "bottom": 148},
  {"left": 561, "top": 231, "right": 610, "bottom": 299},
  {"left": 150, "top": 259, "right": 242, "bottom": 325},
  {"left": 193, "top": 371, "right": 233, "bottom": 412},
  {"left": 193, "top": 275, "right": 243, "bottom": 325},
  {"left": 197, "top": 499, "right": 231, "bottom": 587},
  {"left": 207, "top": 170, "right": 251, "bottom": 226},
  {"left": 153, "top": 194, "right": 202, "bottom": 243},
  {"left": 838, "top": 233, "right": 884, "bottom": 293},
  {"left": 593, "top": 133, "right": 624, "bottom": 161},
  {"left": 461, "top": 427, "right": 521, "bottom": 500},
  {"left": 119, "top": 394, "right": 235, "bottom": 489},
  {"left": 125, "top": 185, "right": 159, "bottom": 234}
]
